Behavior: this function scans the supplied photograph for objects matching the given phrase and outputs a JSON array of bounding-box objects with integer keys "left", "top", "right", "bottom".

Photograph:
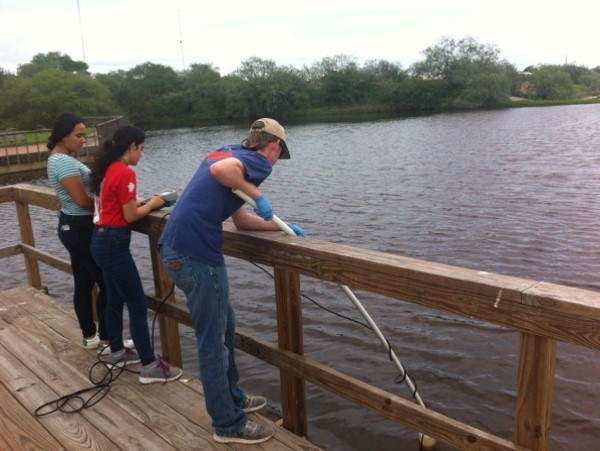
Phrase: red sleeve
[
  {"left": 97, "top": 162, "right": 138, "bottom": 226},
  {"left": 115, "top": 165, "right": 137, "bottom": 206}
]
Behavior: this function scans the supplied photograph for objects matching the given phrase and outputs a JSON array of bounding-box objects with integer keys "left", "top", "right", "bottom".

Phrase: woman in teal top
[{"left": 46, "top": 112, "right": 109, "bottom": 352}]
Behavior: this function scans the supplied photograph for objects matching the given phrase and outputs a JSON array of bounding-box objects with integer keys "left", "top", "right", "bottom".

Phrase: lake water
[{"left": 1, "top": 104, "right": 599, "bottom": 450}]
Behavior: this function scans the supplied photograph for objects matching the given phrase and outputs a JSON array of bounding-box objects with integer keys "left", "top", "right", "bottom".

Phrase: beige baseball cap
[{"left": 250, "top": 118, "right": 290, "bottom": 159}]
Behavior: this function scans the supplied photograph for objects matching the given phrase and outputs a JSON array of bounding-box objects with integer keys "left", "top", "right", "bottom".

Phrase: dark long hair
[
  {"left": 89, "top": 125, "right": 145, "bottom": 195},
  {"left": 47, "top": 111, "right": 84, "bottom": 150}
]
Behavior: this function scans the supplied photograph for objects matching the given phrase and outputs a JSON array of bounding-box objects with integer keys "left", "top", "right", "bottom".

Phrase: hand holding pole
[{"left": 233, "top": 189, "right": 296, "bottom": 235}]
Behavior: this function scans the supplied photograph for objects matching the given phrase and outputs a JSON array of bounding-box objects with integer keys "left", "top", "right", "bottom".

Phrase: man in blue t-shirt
[{"left": 159, "top": 118, "right": 305, "bottom": 445}]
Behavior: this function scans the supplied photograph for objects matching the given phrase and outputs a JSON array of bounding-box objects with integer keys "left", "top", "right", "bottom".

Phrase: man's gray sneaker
[
  {"left": 241, "top": 395, "right": 267, "bottom": 413},
  {"left": 213, "top": 420, "right": 274, "bottom": 444}
]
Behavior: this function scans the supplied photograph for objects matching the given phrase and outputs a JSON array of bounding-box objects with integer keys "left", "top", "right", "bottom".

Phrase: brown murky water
[{"left": 2, "top": 104, "right": 599, "bottom": 450}]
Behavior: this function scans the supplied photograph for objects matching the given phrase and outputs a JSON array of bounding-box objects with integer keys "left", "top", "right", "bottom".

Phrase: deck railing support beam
[
  {"left": 274, "top": 267, "right": 307, "bottom": 437},
  {"left": 148, "top": 234, "right": 182, "bottom": 368},
  {"left": 515, "top": 332, "right": 556, "bottom": 450},
  {"left": 15, "top": 200, "right": 41, "bottom": 288}
]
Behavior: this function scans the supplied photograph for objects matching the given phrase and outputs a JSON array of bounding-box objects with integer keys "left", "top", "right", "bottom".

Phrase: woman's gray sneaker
[
  {"left": 108, "top": 348, "right": 141, "bottom": 368},
  {"left": 139, "top": 356, "right": 183, "bottom": 384}
]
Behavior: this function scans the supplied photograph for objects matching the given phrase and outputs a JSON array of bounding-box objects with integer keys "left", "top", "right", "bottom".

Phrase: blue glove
[
  {"left": 254, "top": 194, "right": 274, "bottom": 221},
  {"left": 287, "top": 223, "right": 306, "bottom": 237}
]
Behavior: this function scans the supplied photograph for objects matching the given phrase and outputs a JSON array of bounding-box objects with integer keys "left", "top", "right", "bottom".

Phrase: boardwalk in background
[{"left": 0, "top": 286, "right": 323, "bottom": 451}]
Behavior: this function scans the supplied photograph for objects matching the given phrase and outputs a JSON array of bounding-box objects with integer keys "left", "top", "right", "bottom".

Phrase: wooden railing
[{"left": 2, "top": 183, "right": 600, "bottom": 450}]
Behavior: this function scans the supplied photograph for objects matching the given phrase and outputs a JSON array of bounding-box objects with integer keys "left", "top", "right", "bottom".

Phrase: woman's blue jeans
[
  {"left": 90, "top": 226, "right": 155, "bottom": 365},
  {"left": 159, "top": 244, "right": 247, "bottom": 436},
  {"left": 57, "top": 213, "right": 107, "bottom": 340}
]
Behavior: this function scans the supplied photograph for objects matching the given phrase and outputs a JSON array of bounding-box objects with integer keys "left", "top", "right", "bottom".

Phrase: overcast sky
[{"left": 1, "top": 0, "right": 599, "bottom": 75}]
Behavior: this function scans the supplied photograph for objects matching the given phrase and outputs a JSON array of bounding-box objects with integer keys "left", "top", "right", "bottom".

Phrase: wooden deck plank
[
  {"left": 143, "top": 373, "right": 322, "bottom": 451},
  {"left": 9, "top": 287, "right": 323, "bottom": 450},
  {"left": 0, "top": 287, "right": 323, "bottom": 451},
  {"left": 0, "top": 322, "right": 123, "bottom": 450},
  {"left": 0, "top": 288, "right": 217, "bottom": 450},
  {"left": 4, "top": 287, "right": 241, "bottom": 449},
  {"left": 0, "top": 428, "right": 13, "bottom": 451},
  {"left": 0, "top": 306, "right": 172, "bottom": 450},
  {"left": 0, "top": 377, "right": 63, "bottom": 451}
]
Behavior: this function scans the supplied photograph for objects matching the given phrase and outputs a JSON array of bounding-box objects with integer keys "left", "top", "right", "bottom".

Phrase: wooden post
[
  {"left": 15, "top": 200, "right": 42, "bottom": 288},
  {"left": 515, "top": 332, "right": 556, "bottom": 450},
  {"left": 148, "top": 234, "right": 182, "bottom": 368},
  {"left": 274, "top": 267, "right": 307, "bottom": 437}
]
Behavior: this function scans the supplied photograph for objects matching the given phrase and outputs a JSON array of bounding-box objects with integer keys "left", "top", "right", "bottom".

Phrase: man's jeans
[
  {"left": 90, "top": 226, "right": 155, "bottom": 365},
  {"left": 160, "top": 244, "right": 246, "bottom": 436}
]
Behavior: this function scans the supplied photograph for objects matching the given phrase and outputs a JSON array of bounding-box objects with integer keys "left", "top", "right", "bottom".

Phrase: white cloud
[{"left": 1, "top": 0, "right": 599, "bottom": 75}]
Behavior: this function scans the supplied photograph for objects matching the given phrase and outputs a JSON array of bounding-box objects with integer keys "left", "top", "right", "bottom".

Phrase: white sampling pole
[{"left": 232, "top": 188, "right": 437, "bottom": 449}]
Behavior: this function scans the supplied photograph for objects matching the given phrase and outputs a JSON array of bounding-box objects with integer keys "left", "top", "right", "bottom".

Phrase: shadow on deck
[{"left": 0, "top": 285, "right": 323, "bottom": 451}]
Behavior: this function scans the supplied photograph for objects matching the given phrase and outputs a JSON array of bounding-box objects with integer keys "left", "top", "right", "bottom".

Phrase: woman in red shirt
[{"left": 89, "top": 125, "right": 181, "bottom": 384}]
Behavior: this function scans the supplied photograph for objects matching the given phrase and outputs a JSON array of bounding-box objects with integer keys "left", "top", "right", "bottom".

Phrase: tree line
[{"left": 1, "top": 36, "right": 599, "bottom": 131}]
